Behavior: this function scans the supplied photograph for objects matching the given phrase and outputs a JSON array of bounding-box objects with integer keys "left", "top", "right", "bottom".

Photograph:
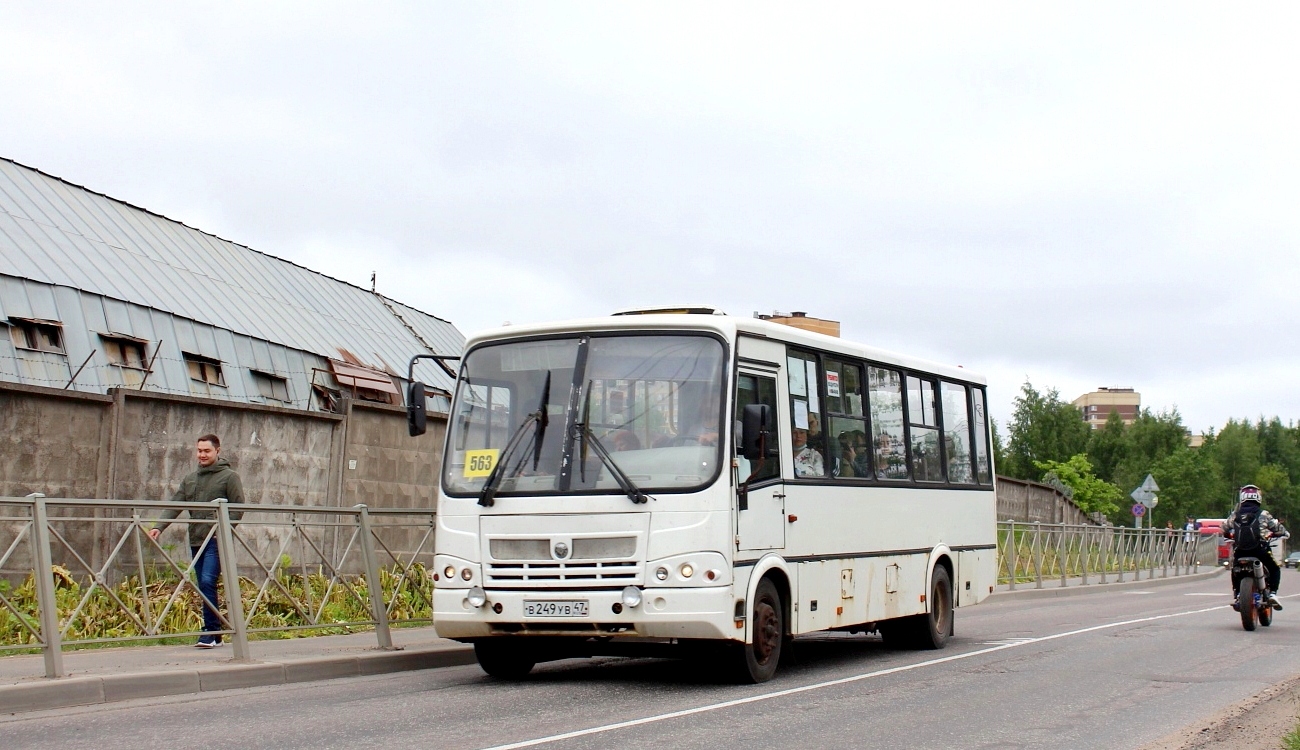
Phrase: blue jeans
[{"left": 192, "top": 543, "right": 223, "bottom": 636}]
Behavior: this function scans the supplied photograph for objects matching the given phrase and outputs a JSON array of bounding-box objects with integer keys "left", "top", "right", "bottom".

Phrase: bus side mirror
[
  {"left": 407, "top": 381, "right": 428, "bottom": 436},
  {"left": 741, "top": 403, "right": 775, "bottom": 460}
]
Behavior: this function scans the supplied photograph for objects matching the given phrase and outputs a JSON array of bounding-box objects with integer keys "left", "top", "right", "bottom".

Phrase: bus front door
[{"left": 736, "top": 370, "right": 785, "bottom": 551}]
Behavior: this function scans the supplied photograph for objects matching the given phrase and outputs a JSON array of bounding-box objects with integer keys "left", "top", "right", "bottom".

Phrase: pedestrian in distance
[{"left": 148, "top": 434, "right": 245, "bottom": 648}]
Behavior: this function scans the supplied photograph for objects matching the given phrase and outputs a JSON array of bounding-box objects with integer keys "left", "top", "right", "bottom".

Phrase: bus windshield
[{"left": 443, "top": 333, "right": 727, "bottom": 497}]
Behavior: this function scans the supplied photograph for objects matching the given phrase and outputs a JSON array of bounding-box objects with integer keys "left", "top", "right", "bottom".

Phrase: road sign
[
  {"left": 1132, "top": 503, "right": 1146, "bottom": 517},
  {"left": 1131, "top": 476, "right": 1159, "bottom": 508}
]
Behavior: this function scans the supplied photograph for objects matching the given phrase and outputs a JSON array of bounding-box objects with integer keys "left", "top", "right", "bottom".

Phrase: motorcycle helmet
[{"left": 1239, "top": 484, "right": 1262, "bottom": 503}]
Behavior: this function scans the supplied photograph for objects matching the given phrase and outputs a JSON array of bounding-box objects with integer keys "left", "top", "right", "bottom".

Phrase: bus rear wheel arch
[{"left": 880, "top": 562, "right": 954, "bottom": 650}]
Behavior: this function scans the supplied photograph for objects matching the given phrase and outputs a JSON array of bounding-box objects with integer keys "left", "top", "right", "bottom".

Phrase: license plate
[{"left": 523, "top": 600, "right": 589, "bottom": 617}]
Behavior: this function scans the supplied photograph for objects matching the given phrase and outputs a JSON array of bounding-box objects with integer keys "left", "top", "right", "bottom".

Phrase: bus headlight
[
  {"left": 444, "top": 565, "right": 457, "bottom": 580},
  {"left": 621, "top": 586, "right": 643, "bottom": 609},
  {"left": 465, "top": 586, "right": 487, "bottom": 608},
  {"left": 646, "top": 553, "right": 728, "bottom": 587}
]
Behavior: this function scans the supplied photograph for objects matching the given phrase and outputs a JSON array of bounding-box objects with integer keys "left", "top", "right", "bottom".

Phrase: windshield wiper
[
  {"left": 478, "top": 372, "right": 551, "bottom": 507},
  {"left": 574, "top": 383, "right": 649, "bottom": 505}
]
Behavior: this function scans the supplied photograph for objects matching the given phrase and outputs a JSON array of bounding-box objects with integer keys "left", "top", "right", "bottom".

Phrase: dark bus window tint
[
  {"left": 787, "top": 350, "right": 825, "bottom": 478},
  {"left": 823, "top": 358, "right": 864, "bottom": 417},
  {"left": 868, "top": 366, "right": 909, "bottom": 480},
  {"left": 824, "top": 358, "right": 867, "bottom": 480},
  {"left": 973, "top": 388, "right": 992, "bottom": 483},
  {"left": 736, "top": 373, "right": 780, "bottom": 484},
  {"left": 941, "top": 381, "right": 974, "bottom": 484},
  {"left": 829, "top": 415, "right": 870, "bottom": 479},
  {"left": 907, "top": 375, "right": 945, "bottom": 482}
]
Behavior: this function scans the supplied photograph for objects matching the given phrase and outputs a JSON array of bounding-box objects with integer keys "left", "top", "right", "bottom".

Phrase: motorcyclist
[{"left": 1223, "top": 484, "right": 1288, "bottom": 610}]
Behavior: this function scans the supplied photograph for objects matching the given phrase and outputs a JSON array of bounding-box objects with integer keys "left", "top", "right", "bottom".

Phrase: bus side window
[
  {"left": 972, "top": 388, "right": 992, "bottom": 483},
  {"left": 868, "top": 366, "right": 909, "bottom": 480},
  {"left": 788, "top": 351, "right": 825, "bottom": 478},
  {"left": 825, "top": 358, "right": 868, "bottom": 480},
  {"left": 736, "top": 373, "right": 779, "bottom": 483},
  {"left": 907, "top": 375, "right": 945, "bottom": 482},
  {"left": 941, "top": 381, "right": 974, "bottom": 484}
]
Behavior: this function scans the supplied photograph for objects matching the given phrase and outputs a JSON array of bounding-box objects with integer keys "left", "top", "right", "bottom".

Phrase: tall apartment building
[{"left": 1073, "top": 387, "right": 1141, "bottom": 429}]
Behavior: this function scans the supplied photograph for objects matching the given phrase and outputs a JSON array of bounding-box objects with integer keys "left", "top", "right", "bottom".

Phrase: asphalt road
[{"left": 6, "top": 571, "right": 1300, "bottom": 750}]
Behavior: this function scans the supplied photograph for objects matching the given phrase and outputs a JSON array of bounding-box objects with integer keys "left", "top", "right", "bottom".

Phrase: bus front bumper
[{"left": 433, "top": 585, "right": 739, "bottom": 641}]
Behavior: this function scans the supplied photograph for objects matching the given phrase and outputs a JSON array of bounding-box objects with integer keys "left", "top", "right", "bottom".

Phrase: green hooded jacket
[{"left": 153, "top": 457, "right": 246, "bottom": 548}]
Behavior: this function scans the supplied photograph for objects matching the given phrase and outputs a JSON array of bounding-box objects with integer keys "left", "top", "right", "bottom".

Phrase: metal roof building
[{"left": 0, "top": 157, "right": 462, "bottom": 411}]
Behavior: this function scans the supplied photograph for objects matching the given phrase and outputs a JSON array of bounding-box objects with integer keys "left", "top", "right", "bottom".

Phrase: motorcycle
[{"left": 1233, "top": 555, "right": 1275, "bottom": 631}]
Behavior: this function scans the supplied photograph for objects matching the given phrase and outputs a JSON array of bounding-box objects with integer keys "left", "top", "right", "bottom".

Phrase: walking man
[{"left": 148, "top": 434, "right": 245, "bottom": 647}]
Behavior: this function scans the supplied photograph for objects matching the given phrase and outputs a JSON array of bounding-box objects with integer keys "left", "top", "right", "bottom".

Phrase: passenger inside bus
[
  {"left": 792, "top": 427, "right": 824, "bottom": 477},
  {"left": 835, "top": 430, "right": 870, "bottom": 478}
]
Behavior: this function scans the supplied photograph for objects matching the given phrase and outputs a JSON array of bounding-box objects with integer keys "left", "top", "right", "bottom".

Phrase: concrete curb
[
  {"left": 989, "top": 566, "right": 1226, "bottom": 601},
  {"left": 0, "top": 644, "right": 477, "bottom": 716}
]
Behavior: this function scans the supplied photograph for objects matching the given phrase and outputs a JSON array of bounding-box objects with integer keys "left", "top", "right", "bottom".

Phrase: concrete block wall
[{"left": 996, "top": 475, "right": 1099, "bottom": 525}]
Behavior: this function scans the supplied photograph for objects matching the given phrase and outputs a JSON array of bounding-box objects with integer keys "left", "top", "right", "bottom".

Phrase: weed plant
[{"left": 0, "top": 561, "right": 430, "bottom": 650}]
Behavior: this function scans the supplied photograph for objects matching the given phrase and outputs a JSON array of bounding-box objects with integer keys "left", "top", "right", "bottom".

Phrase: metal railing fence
[
  {"left": 1, "top": 499, "right": 1224, "bottom": 682},
  {"left": 997, "top": 520, "right": 1219, "bottom": 589},
  {"left": 0, "top": 495, "right": 434, "bottom": 678}
]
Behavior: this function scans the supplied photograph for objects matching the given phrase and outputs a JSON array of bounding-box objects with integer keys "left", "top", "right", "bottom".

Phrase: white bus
[{"left": 407, "top": 309, "right": 998, "bottom": 683}]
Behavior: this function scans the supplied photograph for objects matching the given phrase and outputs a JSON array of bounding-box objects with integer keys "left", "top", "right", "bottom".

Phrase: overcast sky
[{"left": 2, "top": 3, "right": 1297, "bottom": 434}]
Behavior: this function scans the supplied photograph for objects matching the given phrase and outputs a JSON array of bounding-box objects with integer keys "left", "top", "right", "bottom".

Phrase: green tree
[
  {"left": 991, "top": 419, "right": 1008, "bottom": 475},
  {"left": 1148, "top": 447, "right": 1223, "bottom": 526},
  {"left": 1256, "top": 463, "right": 1298, "bottom": 525},
  {"left": 1256, "top": 418, "right": 1300, "bottom": 480},
  {"left": 1086, "top": 410, "right": 1130, "bottom": 484},
  {"left": 1034, "top": 453, "right": 1123, "bottom": 517},
  {"left": 1205, "top": 420, "right": 1262, "bottom": 503},
  {"left": 1005, "top": 381, "right": 1090, "bottom": 480},
  {"left": 1129, "top": 408, "right": 1188, "bottom": 464}
]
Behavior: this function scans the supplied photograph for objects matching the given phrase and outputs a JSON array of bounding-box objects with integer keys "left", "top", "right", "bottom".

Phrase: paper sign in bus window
[
  {"left": 787, "top": 357, "right": 807, "bottom": 397},
  {"left": 794, "top": 400, "right": 809, "bottom": 430},
  {"left": 826, "top": 371, "right": 841, "bottom": 397},
  {"left": 463, "top": 449, "right": 500, "bottom": 478},
  {"left": 806, "top": 360, "right": 819, "bottom": 412}
]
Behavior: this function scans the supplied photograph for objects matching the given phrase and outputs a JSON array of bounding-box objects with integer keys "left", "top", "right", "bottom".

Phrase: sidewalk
[{"left": 0, "top": 626, "right": 476, "bottom": 715}]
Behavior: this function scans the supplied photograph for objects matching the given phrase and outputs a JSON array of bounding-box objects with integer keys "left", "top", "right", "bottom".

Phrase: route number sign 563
[{"left": 463, "top": 449, "right": 500, "bottom": 478}]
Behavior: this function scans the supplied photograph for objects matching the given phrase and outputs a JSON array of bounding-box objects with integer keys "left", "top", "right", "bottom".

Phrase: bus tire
[
  {"left": 475, "top": 640, "right": 536, "bottom": 679},
  {"left": 915, "top": 565, "right": 953, "bottom": 650},
  {"left": 880, "top": 566, "right": 953, "bottom": 650},
  {"left": 732, "top": 577, "right": 784, "bottom": 683}
]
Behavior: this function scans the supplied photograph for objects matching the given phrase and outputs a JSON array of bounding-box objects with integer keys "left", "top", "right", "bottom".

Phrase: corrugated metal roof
[{"left": 0, "top": 157, "right": 463, "bottom": 392}]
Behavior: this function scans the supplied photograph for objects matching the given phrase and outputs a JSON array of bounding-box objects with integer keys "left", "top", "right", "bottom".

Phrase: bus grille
[{"left": 486, "top": 560, "right": 640, "bottom": 585}]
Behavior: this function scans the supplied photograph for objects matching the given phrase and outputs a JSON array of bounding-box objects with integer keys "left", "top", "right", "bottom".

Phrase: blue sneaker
[{"left": 195, "top": 636, "right": 222, "bottom": 649}]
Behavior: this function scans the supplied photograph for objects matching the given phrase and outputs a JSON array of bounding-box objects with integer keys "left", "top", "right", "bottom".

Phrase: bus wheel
[
  {"left": 732, "top": 578, "right": 784, "bottom": 683},
  {"left": 475, "top": 640, "right": 536, "bottom": 679},
  {"left": 915, "top": 566, "right": 953, "bottom": 650},
  {"left": 880, "top": 567, "right": 952, "bottom": 650}
]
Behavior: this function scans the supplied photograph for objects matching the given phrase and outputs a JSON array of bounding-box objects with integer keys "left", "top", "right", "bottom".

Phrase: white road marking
[
  {"left": 978, "top": 637, "right": 1037, "bottom": 646},
  {"left": 477, "top": 604, "right": 1228, "bottom": 750},
  {"left": 1122, "top": 591, "right": 1155, "bottom": 595}
]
